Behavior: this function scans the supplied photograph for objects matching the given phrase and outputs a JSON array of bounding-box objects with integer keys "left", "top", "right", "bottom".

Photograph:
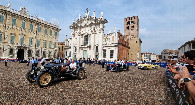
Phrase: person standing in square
[
  {"left": 4, "top": 58, "right": 8, "bottom": 66},
  {"left": 31, "top": 57, "right": 35, "bottom": 69}
]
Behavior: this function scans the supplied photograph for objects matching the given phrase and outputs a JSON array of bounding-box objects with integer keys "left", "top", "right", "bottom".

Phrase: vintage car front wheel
[
  {"left": 36, "top": 72, "right": 53, "bottom": 87},
  {"left": 77, "top": 69, "right": 86, "bottom": 80},
  {"left": 26, "top": 69, "right": 36, "bottom": 83}
]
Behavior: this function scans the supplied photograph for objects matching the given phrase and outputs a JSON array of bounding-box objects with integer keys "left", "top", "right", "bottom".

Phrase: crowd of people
[
  {"left": 167, "top": 50, "right": 195, "bottom": 102},
  {"left": 28, "top": 57, "right": 134, "bottom": 70}
]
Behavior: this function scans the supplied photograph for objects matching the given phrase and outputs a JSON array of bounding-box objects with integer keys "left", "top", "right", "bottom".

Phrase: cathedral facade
[{"left": 65, "top": 10, "right": 119, "bottom": 60}]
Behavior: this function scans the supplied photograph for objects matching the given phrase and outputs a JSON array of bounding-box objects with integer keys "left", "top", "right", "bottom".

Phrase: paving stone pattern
[{"left": 0, "top": 62, "right": 175, "bottom": 104}]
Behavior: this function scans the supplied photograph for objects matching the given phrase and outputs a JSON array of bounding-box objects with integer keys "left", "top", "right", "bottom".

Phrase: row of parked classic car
[{"left": 26, "top": 61, "right": 161, "bottom": 88}]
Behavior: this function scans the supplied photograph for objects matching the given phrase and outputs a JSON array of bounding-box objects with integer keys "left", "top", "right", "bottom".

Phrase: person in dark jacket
[
  {"left": 102, "top": 59, "right": 105, "bottom": 68},
  {"left": 4, "top": 58, "right": 8, "bottom": 66}
]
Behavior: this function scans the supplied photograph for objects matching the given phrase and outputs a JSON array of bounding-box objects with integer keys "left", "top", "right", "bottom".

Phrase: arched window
[
  {"left": 9, "top": 48, "right": 13, "bottom": 55},
  {"left": 84, "top": 35, "right": 88, "bottom": 46},
  {"left": 36, "top": 50, "right": 39, "bottom": 57},
  {"left": 28, "top": 50, "right": 32, "bottom": 57},
  {"left": 43, "top": 51, "right": 46, "bottom": 58}
]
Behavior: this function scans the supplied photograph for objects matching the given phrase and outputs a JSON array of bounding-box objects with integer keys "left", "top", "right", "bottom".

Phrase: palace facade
[{"left": 0, "top": 3, "right": 60, "bottom": 60}]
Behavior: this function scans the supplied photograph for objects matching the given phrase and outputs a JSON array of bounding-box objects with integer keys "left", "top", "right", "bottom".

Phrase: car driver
[{"left": 70, "top": 60, "right": 77, "bottom": 70}]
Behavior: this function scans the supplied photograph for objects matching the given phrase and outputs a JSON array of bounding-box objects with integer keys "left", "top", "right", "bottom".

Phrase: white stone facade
[
  {"left": 65, "top": 10, "right": 119, "bottom": 60},
  {"left": 178, "top": 38, "right": 195, "bottom": 58},
  {"left": 141, "top": 52, "right": 157, "bottom": 62}
]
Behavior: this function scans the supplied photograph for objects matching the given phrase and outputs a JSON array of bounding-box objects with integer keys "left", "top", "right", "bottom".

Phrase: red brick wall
[{"left": 118, "top": 33, "right": 130, "bottom": 60}]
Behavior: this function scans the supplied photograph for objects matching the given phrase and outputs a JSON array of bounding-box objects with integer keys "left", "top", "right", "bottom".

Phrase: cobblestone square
[{"left": 0, "top": 62, "right": 175, "bottom": 104}]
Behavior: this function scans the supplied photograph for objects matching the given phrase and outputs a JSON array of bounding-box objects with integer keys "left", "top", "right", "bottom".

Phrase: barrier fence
[{"left": 166, "top": 69, "right": 194, "bottom": 105}]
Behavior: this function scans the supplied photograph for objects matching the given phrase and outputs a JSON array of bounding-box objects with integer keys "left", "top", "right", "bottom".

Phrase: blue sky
[{"left": 1, "top": 0, "right": 195, "bottom": 55}]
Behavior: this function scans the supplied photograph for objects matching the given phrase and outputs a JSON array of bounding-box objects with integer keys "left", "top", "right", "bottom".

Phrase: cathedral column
[
  {"left": 71, "top": 32, "right": 74, "bottom": 59},
  {"left": 99, "top": 24, "right": 104, "bottom": 60},
  {"left": 91, "top": 33, "right": 95, "bottom": 59}
]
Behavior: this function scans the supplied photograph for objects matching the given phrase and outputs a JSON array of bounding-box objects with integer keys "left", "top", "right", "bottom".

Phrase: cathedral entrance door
[
  {"left": 95, "top": 55, "right": 98, "bottom": 60},
  {"left": 17, "top": 49, "right": 24, "bottom": 60},
  {"left": 83, "top": 50, "right": 87, "bottom": 59}
]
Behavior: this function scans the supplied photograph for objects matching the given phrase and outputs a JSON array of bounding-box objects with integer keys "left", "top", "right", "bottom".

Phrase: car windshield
[{"left": 145, "top": 62, "right": 151, "bottom": 64}]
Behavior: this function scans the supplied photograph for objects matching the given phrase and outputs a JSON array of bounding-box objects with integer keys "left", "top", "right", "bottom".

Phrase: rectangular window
[
  {"left": 10, "top": 35, "right": 15, "bottom": 44},
  {"left": 43, "top": 41, "right": 47, "bottom": 48},
  {"left": 131, "top": 21, "right": 135, "bottom": 24},
  {"left": 103, "top": 50, "right": 106, "bottom": 58},
  {"left": 49, "top": 41, "right": 52, "bottom": 48},
  {"left": 38, "top": 26, "right": 41, "bottom": 32},
  {"left": 127, "top": 21, "right": 130, "bottom": 25},
  {"left": 66, "top": 51, "right": 67, "bottom": 56},
  {"left": 44, "top": 28, "right": 47, "bottom": 34},
  {"left": 0, "top": 33, "right": 2, "bottom": 42},
  {"left": 192, "top": 42, "right": 195, "bottom": 49},
  {"left": 0, "top": 14, "right": 4, "bottom": 23},
  {"left": 55, "top": 31, "right": 57, "bottom": 36},
  {"left": 54, "top": 42, "right": 56, "bottom": 48},
  {"left": 84, "top": 35, "right": 88, "bottom": 46},
  {"left": 30, "top": 23, "right": 33, "bottom": 31},
  {"left": 20, "top": 37, "right": 24, "bottom": 45},
  {"left": 74, "top": 47, "right": 77, "bottom": 52},
  {"left": 96, "top": 46, "right": 98, "bottom": 52},
  {"left": 12, "top": 18, "right": 16, "bottom": 26},
  {"left": 9, "top": 49, "right": 13, "bottom": 55},
  {"left": 50, "top": 29, "right": 52, "bottom": 36},
  {"left": 110, "top": 50, "right": 114, "bottom": 59},
  {"left": 37, "top": 40, "right": 40, "bottom": 47},
  {"left": 22, "top": 21, "right": 25, "bottom": 29},
  {"left": 29, "top": 38, "right": 32, "bottom": 46}
]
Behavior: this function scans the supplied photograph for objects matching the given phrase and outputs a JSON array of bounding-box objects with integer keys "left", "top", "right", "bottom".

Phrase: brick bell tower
[{"left": 124, "top": 16, "right": 142, "bottom": 61}]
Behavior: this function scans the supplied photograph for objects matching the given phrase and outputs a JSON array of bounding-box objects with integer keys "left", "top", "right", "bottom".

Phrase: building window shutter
[
  {"left": 50, "top": 30, "right": 52, "bottom": 36},
  {"left": 20, "top": 37, "right": 24, "bottom": 45},
  {"left": 22, "top": 21, "right": 25, "bottom": 29},
  {"left": 0, "top": 33, "right": 2, "bottom": 42},
  {"left": 38, "top": 26, "right": 41, "bottom": 32},
  {"left": 12, "top": 18, "right": 16, "bottom": 26},
  {"left": 44, "top": 41, "right": 47, "bottom": 48},
  {"left": 29, "top": 38, "right": 32, "bottom": 46},
  {"left": 49, "top": 41, "right": 52, "bottom": 48},
  {"left": 55, "top": 31, "right": 57, "bottom": 36},
  {"left": 30, "top": 23, "right": 33, "bottom": 31},
  {"left": 44, "top": 28, "right": 47, "bottom": 34},
  {"left": 54, "top": 42, "right": 56, "bottom": 48},
  {"left": 0, "top": 15, "right": 4, "bottom": 23},
  {"left": 10, "top": 36, "right": 15, "bottom": 44},
  {"left": 37, "top": 40, "right": 40, "bottom": 47}
]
